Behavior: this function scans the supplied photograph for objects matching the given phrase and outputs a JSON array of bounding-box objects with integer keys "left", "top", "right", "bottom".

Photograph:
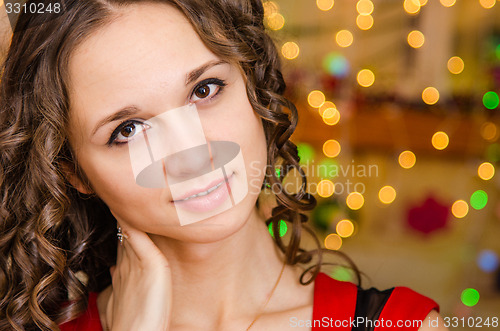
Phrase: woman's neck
[{"left": 97, "top": 208, "right": 315, "bottom": 330}]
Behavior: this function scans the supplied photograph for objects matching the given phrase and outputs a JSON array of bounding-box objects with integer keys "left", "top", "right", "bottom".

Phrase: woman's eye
[
  {"left": 191, "top": 83, "right": 220, "bottom": 101},
  {"left": 108, "top": 121, "right": 149, "bottom": 146}
]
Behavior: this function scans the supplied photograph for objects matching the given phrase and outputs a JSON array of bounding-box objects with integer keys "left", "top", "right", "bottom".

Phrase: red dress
[{"left": 59, "top": 272, "right": 439, "bottom": 331}]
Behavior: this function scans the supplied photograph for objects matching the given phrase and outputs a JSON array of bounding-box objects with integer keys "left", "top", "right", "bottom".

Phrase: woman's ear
[{"left": 60, "top": 161, "right": 94, "bottom": 195}]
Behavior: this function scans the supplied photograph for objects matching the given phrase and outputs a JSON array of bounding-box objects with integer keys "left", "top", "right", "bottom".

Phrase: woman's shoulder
[
  {"left": 59, "top": 292, "right": 103, "bottom": 331},
  {"left": 313, "top": 272, "right": 439, "bottom": 330}
]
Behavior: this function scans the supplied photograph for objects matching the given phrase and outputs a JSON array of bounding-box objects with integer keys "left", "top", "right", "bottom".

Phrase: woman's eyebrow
[
  {"left": 185, "top": 59, "right": 229, "bottom": 85},
  {"left": 92, "top": 60, "right": 228, "bottom": 137},
  {"left": 92, "top": 106, "right": 140, "bottom": 136}
]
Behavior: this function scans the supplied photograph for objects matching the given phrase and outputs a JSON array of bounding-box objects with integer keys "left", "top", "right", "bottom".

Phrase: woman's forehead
[{"left": 68, "top": 2, "right": 219, "bottom": 99}]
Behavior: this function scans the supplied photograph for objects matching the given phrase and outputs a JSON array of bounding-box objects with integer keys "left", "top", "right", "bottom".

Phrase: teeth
[{"left": 182, "top": 181, "right": 224, "bottom": 201}]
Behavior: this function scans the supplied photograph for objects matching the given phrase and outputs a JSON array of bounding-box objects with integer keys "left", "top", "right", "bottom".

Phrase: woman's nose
[{"left": 163, "top": 143, "right": 214, "bottom": 182}]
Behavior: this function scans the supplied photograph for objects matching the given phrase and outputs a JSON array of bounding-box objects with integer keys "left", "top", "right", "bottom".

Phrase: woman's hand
[{"left": 105, "top": 220, "right": 172, "bottom": 331}]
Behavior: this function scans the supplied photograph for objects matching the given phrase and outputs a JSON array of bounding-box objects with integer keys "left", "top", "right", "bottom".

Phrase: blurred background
[{"left": 261, "top": 0, "right": 500, "bottom": 327}]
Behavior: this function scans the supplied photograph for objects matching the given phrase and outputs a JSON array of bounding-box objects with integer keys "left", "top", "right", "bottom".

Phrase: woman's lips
[{"left": 171, "top": 173, "right": 233, "bottom": 213}]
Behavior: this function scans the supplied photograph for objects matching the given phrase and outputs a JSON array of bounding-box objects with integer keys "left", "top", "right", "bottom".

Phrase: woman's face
[{"left": 66, "top": 3, "right": 267, "bottom": 242}]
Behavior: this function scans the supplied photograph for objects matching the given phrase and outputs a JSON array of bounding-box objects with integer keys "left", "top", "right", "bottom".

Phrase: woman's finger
[{"left": 119, "top": 223, "right": 169, "bottom": 267}]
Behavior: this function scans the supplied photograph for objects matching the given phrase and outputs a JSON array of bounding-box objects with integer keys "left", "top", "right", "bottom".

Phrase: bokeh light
[
  {"left": 308, "top": 90, "right": 326, "bottom": 108},
  {"left": 322, "top": 108, "right": 341, "bottom": 125},
  {"left": 481, "top": 122, "right": 498, "bottom": 141},
  {"left": 323, "top": 139, "right": 341, "bottom": 158},
  {"left": 265, "top": 13, "right": 285, "bottom": 30},
  {"left": 470, "top": 190, "right": 488, "bottom": 210},
  {"left": 483, "top": 91, "right": 499, "bottom": 109},
  {"left": 336, "top": 30, "right": 354, "bottom": 48},
  {"left": 336, "top": 219, "right": 355, "bottom": 238},
  {"left": 461, "top": 288, "right": 480, "bottom": 307},
  {"left": 268, "top": 219, "right": 287, "bottom": 238},
  {"left": 263, "top": 1, "right": 279, "bottom": 17},
  {"left": 399, "top": 150, "right": 416, "bottom": 169},
  {"left": 422, "top": 87, "right": 439, "bottom": 105},
  {"left": 479, "top": 0, "right": 496, "bottom": 9},
  {"left": 378, "top": 185, "right": 396, "bottom": 204},
  {"left": 297, "top": 143, "right": 315, "bottom": 164},
  {"left": 447, "top": 56, "right": 464, "bottom": 74},
  {"left": 357, "top": 69, "right": 375, "bottom": 87},
  {"left": 281, "top": 42, "right": 300, "bottom": 60},
  {"left": 356, "top": 14, "right": 374, "bottom": 30},
  {"left": 325, "top": 233, "right": 343, "bottom": 250},
  {"left": 451, "top": 200, "right": 469, "bottom": 218},
  {"left": 331, "top": 266, "right": 352, "bottom": 281},
  {"left": 346, "top": 192, "right": 364, "bottom": 210},
  {"left": 356, "top": 0, "right": 374, "bottom": 15},
  {"left": 404, "top": 0, "right": 421, "bottom": 14},
  {"left": 432, "top": 131, "right": 449, "bottom": 150},
  {"left": 317, "top": 180, "right": 335, "bottom": 198},
  {"left": 439, "top": 0, "right": 456, "bottom": 7},
  {"left": 478, "top": 162, "right": 495, "bottom": 180},
  {"left": 317, "top": 0, "right": 334, "bottom": 11},
  {"left": 319, "top": 101, "right": 337, "bottom": 116},
  {"left": 477, "top": 250, "right": 499, "bottom": 273},
  {"left": 323, "top": 52, "right": 350, "bottom": 77},
  {"left": 408, "top": 30, "right": 425, "bottom": 48}
]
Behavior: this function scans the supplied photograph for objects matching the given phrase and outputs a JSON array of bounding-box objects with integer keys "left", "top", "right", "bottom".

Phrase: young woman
[{"left": 0, "top": 1, "right": 447, "bottom": 330}]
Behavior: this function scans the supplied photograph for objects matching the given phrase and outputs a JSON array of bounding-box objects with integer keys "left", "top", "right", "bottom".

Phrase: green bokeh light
[
  {"left": 331, "top": 266, "right": 352, "bottom": 282},
  {"left": 268, "top": 219, "right": 287, "bottom": 238},
  {"left": 470, "top": 190, "right": 488, "bottom": 210},
  {"left": 319, "top": 159, "right": 339, "bottom": 179},
  {"left": 496, "top": 44, "right": 500, "bottom": 60},
  {"left": 483, "top": 91, "right": 499, "bottom": 110},
  {"left": 461, "top": 288, "right": 480, "bottom": 307},
  {"left": 297, "top": 143, "right": 315, "bottom": 164}
]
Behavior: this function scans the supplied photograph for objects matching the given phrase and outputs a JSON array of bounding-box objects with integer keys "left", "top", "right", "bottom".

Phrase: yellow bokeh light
[
  {"left": 319, "top": 101, "right": 337, "bottom": 116},
  {"left": 266, "top": 13, "right": 285, "bottom": 30},
  {"left": 357, "top": 69, "right": 375, "bottom": 87},
  {"left": 281, "top": 42, "right": 300, "bottom": 60},
  {"left": 317, "top": 0, "right": 334, "bottom": 11},
  {"left": 356, "top": 0, "right": 374, "bottom": 15},
  {"left": 324, "top": 233, "right": 342, "bottom": 250},
  {"left": 479, "top": 0, "right": 496, "bottom": 9},
  {"left": 379, "top": 186, "right": 396, "bottom": 204},
  {"left": 346, "top": 192, "right": 364, "bottom": 210},
  {"left": 419, "top": 0, "right": 428, "bottom": 5},
  {"left": 323, "top": 139, "right": 341, "bottom": 158},
  {"left": 317, "top": 180, "right": 335, "bottom": 198},
  {"left": 336, "top": 219, "right": 355, "bottom": 238},
  {"left": 440, "top": 0, "right": 456, "bottom": 7},
  {"left": 447, "top": 56, "right": 464, "bottom": 74},
  {"left": 481, "top": 122, "right": 498, "bottom": 141},
  {"left": 451, "top": 200, "right": 469, "bottom": 218},
  {"left": 432, "top": 131, "right": 449, "bottom": 150},
  {"left": 322, "top": 108, "right": 341, "bottom": 126},
  {"left": 422, "top": 87, "right": 440, "bottom": 105},
  {"left": 399, "top": 150, "right": 416, "bottom": 169},
  {"left": 336, "top": 30, "right": 354, "bottom": 48},
  {"left": 404, "top": 0, "right": 421, "bottom": 14},
  {"left": 356, "top": 14, "right": 374, "bottom": 30},
  {"left": 408, "top": 30, "right": 425, "bottom": 48},
  {"left": 308, "top": 90, "right": 325, "bottom": 108},
  {"left": 263, "top": 1, "right": 279, "bottom": 17},
  {"left": 478, "top": 162, "right": 495, "bottom": 180}
]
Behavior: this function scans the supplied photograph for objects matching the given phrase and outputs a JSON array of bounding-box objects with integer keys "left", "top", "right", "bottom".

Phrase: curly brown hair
[{"left": 0, "top": 0, "right": 359, "bottom": 329}]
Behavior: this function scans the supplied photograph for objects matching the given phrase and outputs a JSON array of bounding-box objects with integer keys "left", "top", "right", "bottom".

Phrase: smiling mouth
[
  {"left": 171, "top": 175, "right": 232, "bottom": 203},
  {"left": 176, "top": 181, "right": 225, "bottom": 201}
]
